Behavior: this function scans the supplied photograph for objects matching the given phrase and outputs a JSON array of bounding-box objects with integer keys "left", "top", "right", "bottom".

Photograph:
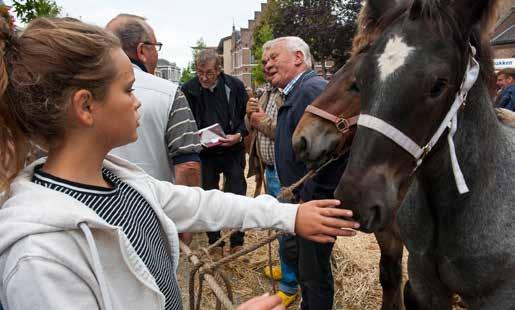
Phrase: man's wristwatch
[{"left": 238, "top": 133, "right": 243, "bottom": 143}]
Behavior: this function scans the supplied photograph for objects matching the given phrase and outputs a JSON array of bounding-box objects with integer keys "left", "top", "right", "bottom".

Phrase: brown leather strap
[
  {"left": 305, "top": 105, "right": 359, "bottom": 133},
  {"left": 305, "top": 105, "right": 341, "bottom": 123}
]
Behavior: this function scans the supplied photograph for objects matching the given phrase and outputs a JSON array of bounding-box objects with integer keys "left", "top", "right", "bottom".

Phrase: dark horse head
[{"left": 334, "top": 0, "right": 497, "bottom": 232}]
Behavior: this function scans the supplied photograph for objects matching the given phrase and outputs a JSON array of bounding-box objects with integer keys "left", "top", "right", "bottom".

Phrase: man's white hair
[{"left": 263, "top": 36, "right": 313, "bottom": 68}]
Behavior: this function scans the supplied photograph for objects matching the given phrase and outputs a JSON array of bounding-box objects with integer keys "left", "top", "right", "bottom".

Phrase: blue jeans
[
  {"left": 278, "top": 234, "right": 299, "bottom": 294},
  {"left": 265, "top": 165, "right": 281, "bottom": 197},
  {"left": 266, "top": 165, "right": 299, "bottom": 294}
]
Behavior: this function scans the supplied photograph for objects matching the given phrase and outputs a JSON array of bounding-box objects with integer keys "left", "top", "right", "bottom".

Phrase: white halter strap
[{"left": 358, "top": 45, "right": 480, "bottom": 194}]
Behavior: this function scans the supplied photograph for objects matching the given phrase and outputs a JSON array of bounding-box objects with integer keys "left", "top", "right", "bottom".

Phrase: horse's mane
[
  {"left": 350, "top": 4, "right": 380, "bottom": 57},
  {"left": 478, "top": 0, "right": 499, "bottom": 97},
  {"left": 351, "top": 3, "right": 408, "bottom": 57},
  {"left": 472, "top": 25, "right": 497, "bottom": 98}
]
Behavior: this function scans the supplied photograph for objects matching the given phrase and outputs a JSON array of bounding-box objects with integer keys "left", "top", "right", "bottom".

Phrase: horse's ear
[
  {"left": 366, "top": 0, "right": 399, "bottom": 22},
  {"left": 449, "top": 0, "right": 493, "bottom": 31}
]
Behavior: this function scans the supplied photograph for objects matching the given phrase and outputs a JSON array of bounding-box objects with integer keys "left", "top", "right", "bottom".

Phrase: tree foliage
[
  {"left": 180, "top": 65, "right": 194, "bottom": 84},
  {"left": 251, "top": 0, "right": 280, "bottom": 86},
  {"left": 11, "top": 0, "right": 61, "bottom": 23},
  {"left": 180, "top": 37, "right": 206, "bottom": 84},
  {"left": 251, "top": 22, "right": 273, "bottom": 86},
  {"left": 254, "top": 0, "right": 362, "bottom": 78}
]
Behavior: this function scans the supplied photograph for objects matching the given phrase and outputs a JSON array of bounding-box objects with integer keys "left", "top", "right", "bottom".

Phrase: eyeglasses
[
  {"left": 196, "top": 71, "right": 217, "bottom": 79},
  {"left": 142, "top": 41, "right": 163, "bottom": 52}
]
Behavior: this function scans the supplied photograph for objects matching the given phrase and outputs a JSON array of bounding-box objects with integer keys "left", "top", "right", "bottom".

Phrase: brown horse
[
  {"left": 293, "top": 8, "right": 377, "bottom": 168},
  {"left": 292, "top": 2, "right": 411, "bottom": 309}
]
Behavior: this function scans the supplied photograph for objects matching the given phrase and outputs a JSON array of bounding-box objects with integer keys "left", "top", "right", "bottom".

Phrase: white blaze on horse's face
[{"left": 377, "top": 35, "right": 415, "bottom": 81}]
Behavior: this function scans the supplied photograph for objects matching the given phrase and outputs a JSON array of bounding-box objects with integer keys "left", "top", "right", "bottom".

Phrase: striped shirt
[
  {"left": 32, "top": 165, "right": 183, "bottom": 310},
  {"left": 111, "top": 66, "right": 201, "bottom": 183},
  {"left": 165, "top": 89, "right": 202, "bottom": 163},
  {"left": 283, "top": 71, "right": 305, "bottom": 96}
]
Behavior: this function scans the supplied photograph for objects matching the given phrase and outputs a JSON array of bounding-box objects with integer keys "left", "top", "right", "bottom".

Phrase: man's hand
[
  {"left": 179, "top": 232, "right": 193, "bottom": 245},
  {"left": 236, "top": 293, "right": 284, "bottom": 310},
  {"left": 295, "top": 199, "right": 359, "bottom": 243},
  {"left": 250, "top": 112, "right": 266, "bottom": 128},
  {"left": 175, "top": 161, "right": 201, "bottom": 187},
  {"left": 246, "top": 97, "right": 261, "bottom": 118},
  {"left": 219, "top": 133, "right": 242, "bottom": 147},
  {"left": 495, "top": 107, "right": 515, "bottom": 123}
]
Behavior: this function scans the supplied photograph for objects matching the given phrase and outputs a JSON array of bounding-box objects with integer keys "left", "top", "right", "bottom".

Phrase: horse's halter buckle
[
  {"left": 422, "top": 144, "right": 431, "bottom": 157},
  {"left": 417, "top": 144, "right": 432, "bottom": 164},
  {"left": 336, "top": 117, "right": 351, "bottom": 133},
  {"left": 305, "top": 105, "right": 358, "bottom": 135}
]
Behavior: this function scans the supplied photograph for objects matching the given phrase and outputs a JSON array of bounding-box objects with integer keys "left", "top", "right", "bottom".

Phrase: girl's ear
[{"left": 70, "top": 89, "right": 95, "bottom": 126}]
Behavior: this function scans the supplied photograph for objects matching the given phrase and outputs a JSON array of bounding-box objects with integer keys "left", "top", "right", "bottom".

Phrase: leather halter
[{"left": 305, "top": 105, "right": 359, "bottom": 133}]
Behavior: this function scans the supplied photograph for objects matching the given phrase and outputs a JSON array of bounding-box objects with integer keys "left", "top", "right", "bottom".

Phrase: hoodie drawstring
[{"left": 79, "top": 222, "right": 114, "bottom": 310}]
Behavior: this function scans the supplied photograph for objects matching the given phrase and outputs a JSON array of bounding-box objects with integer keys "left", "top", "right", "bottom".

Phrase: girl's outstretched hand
[{"left": 295, "top": 199, "right": 359, "bottom": 243}]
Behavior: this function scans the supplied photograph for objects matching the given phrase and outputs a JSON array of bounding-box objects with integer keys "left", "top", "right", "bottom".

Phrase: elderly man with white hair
[{"left": 262, "top": 36, "right": 354, "bottom": 309}]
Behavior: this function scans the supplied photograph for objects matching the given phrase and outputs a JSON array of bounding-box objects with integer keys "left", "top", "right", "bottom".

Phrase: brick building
[
  {"left": 492, "top": 1, "right": 515, "bottom": 68},
  {"left": 217, "top": 3, "right": 266, "bottom": 89},
  {"left": 217, "top": 1, "right": 335, "bottom": 89},
  {"left": 217, "top": 25, "right": 256, "bottom": 88}
]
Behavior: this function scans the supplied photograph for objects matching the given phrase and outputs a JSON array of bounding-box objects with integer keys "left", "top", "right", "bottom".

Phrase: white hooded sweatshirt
[{"left": 0, "top": 156, "right": 298, "bottom": 310}]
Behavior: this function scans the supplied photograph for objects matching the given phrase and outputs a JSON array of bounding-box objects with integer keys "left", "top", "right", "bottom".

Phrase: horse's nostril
[
  {"left": 361, "top": 205, "right": 383, "bottom": 232},
  {"left": 299, "top": 136, "right": 307, "bottom": 152},
  {"left": 370, "top": 205, "right": 382, "bottom": 228}
]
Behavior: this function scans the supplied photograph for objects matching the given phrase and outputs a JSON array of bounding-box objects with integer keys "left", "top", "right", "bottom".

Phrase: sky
[{"left": 5, "top": 0, "right": 266, "bottom": 69}]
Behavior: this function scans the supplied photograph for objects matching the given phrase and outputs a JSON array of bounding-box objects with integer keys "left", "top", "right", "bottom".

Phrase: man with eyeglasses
[
  {"left": 143, "top": 41, "right": 163, "bottom": 52},
  {"left": 106, "top": 14, "right": 202, "bottom": 244},
  {"left": 181, "top": 49, "right": 249, "bottom": 255}
]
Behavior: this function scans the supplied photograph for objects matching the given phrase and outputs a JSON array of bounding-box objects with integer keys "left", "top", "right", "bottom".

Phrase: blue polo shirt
[{"left": 275, "top": 70, "right": 348, "bottom": 201}]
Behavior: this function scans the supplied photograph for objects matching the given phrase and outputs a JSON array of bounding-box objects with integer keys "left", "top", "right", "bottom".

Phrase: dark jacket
[
  {"left": 275, "top": 70, "right": 348, "bottom": 202},
  {"left": 182, "top": 72, "right": 249, "bottom": 155}
]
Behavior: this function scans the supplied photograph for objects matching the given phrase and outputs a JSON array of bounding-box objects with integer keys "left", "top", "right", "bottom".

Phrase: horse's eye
[
  {"left": 430, "top": 79, "right": 447, "bottom": 98},
  {"left": 348, "top": 82, "right": 360, "bottom": 93}
]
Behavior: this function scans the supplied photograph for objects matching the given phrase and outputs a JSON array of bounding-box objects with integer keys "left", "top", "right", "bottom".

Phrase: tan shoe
[{"left": 277, "top": 290, "right": 298, "bottom": 307}]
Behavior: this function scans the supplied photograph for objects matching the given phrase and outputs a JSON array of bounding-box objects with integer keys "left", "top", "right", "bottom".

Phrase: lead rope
[
  {"left": 447, "top": 106, "right": 469, "bottom": 193},
  {"left": 277, "top": 156, "right": 340, "bottom": 202}
]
